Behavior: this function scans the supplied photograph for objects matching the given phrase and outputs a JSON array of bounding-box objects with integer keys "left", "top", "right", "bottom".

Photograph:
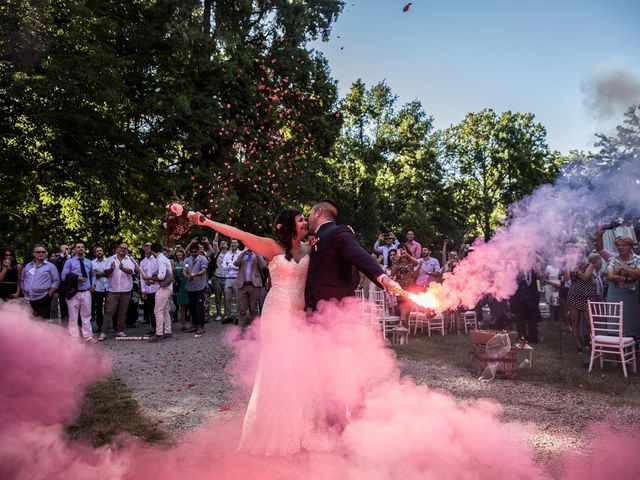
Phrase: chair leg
[
  {"left": 588, "top": 346, "right": 595, "bottom": 373},
  {"left": 621, "top": 346, "right": 628, "bottom": 378}
]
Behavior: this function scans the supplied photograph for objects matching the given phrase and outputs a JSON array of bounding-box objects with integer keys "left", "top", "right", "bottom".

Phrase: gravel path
[{"left": 104, "top": 321, "right": 640, "bottom": 465}]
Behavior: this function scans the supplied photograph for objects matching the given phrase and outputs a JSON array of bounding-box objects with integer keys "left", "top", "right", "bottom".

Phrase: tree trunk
[{"left": 203, "top": 0, "right": 212, "bottom": 33}]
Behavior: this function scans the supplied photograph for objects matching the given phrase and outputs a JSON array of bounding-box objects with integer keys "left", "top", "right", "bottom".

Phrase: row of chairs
[{"left": 355, "top": 289, "right": 480, "bottom": 340}]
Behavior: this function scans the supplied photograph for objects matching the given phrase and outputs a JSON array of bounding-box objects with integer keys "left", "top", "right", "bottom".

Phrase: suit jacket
[
  {"left": 234, "top": 251, "right": 267, "bottom": 289},
  {"left": 305, "top": 222, "right": 385, "bottom": 310}
]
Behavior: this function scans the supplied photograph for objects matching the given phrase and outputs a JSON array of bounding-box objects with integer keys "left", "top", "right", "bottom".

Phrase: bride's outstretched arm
[{"left": 188, "top": 211, "right": 282, "bottom": 259}]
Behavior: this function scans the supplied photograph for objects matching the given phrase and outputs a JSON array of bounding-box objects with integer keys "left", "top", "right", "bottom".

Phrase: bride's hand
[{"left": 187, "top": 211, "right": 207, "bottom": 226}]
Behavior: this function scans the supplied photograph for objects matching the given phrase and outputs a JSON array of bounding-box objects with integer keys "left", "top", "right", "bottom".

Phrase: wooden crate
[{"left": 469, "top": 330, "right": 519, "bottom": 379}]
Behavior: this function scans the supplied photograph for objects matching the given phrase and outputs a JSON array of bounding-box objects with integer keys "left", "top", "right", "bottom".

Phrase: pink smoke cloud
[{"left": 2, "top": 292, "right": 640, "bottom": 479}]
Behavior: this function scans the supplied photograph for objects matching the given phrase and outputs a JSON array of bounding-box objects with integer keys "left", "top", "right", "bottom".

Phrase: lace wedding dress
[{"left": 238, "top": 253, "right": 319, "bottom": 456}]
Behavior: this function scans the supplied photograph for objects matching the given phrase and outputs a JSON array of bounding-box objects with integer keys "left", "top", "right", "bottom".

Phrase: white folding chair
[
  {"left": 408, "top": 307, "right": 428, "bottom": 334},
  {"left": 427, "top": 313, "right": 445, "bottom": 337},
  {"left": 588, "top": 301, "right": 637, "bottom": 378},
  {"left": 538, "top": 303, "right": 550, "bottom": 321},
  {"left": 463, "top": 311, "right": 478, "bottom": 333},
  {"left": 369, "top": 290, "right": 400, "bottom": 339},
  {"left": 482, "top": 306, "right": 491, "bottom": 325}
]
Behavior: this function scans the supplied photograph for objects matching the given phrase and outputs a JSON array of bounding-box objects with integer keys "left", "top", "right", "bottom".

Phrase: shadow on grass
[
  {"left": 394, "top": 321, "right": 640, "bottom": 406},
  {"left": 66, "top": 376, "right": 167, "bottom": 447}
]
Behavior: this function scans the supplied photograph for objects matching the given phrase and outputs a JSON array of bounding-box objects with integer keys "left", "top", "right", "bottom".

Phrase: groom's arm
[{"left": 333, "top": 226, "right": 400, "bottom": 292}]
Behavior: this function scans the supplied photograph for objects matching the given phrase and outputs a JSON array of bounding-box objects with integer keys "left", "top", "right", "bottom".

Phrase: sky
[{"left": 312, "top": 0, "right": 640, "bottom": 154}]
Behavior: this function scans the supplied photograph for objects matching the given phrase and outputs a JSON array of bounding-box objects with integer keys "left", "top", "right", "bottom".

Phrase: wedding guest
[
  {"left": 148, "top": 243, "right": 173, "bottom": 342},
  {"left": 221, "top": 239, "right": 241, "bottom": 324},
  {"left": 605, "top": 235, "right": 640, "bottom": 337},
  {"left": 139, "top": 241, "right": 159, "bottom": 334},
  {"left": 173, "top": 247, "right": 190, "bottom": 331},
  {"left": 392, "top": 244, "right": 419, "bottom": 325},
  {"left": 234, "top": 249, "right": 267, "bottom": 327},
  {"left": 404, "top": 230, "right": 422, "bottom": 259},
  {"left": 91, "top": 246, "right": 110, "bottom": 335},
  {"left": 442, "top": 251, "right": 459, "bottom": 274},
  {"left": 54, "top": 243, "right": 71, "bottom": 321},
  {"left": 0, "top": 248, "right": 22, "bottom": 300},
  {"left": 373, "top": 232, "right": 400, "bottom": 267},
  {"left": 543, "top": 257, "right": 563, "bottom": 325},
  {"left": 61, "top": 242, "right": 96, "bottom": 343},
  {"left": 566, "top": 248, "right": 602, "bottom": 353},
  {"left": 21, "top": 244, "right": 60, "bottom": 319},
  {"left": 510, "top": 267, "right": 542, "bottom": 344},
  {"left": 99, "top": 243, "right": 136, "bottom": 340},
  {"left": 415, "top": 246, "right": 441, "bottom": 290},
  {"left": 184, "top": 243, "right": 209, "bottom": 334},
  {"left": 210, "top": 238, "right": 228, "bottom": 321}
]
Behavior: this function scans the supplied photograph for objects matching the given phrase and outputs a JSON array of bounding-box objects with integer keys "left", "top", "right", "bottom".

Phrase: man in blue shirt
[
  {"left": 61, "top": 242, "right": 97, "bottom": 343},
  {"left": 21, "top": 244, "right": 60, "bottom": 319},
  {"left": 184, "top": 243, "right": 209, "bottom": 334}
]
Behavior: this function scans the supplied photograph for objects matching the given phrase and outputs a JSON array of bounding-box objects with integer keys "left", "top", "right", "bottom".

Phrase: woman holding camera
[{"left": 606, "top": 235, "right": 640, "bottom": 337}]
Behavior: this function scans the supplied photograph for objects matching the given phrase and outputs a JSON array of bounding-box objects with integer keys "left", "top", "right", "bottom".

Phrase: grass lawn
[
  {"left": 66, "top": 376, "right": 167, "bottom": 447},
  {"left": 394, "top": 320, "right": 640, "bottom": 406}
]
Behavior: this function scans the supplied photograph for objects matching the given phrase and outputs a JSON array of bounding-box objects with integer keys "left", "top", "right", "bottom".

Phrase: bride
[{"left": 187, "top": 207, "right": 324, "bottom": 455}]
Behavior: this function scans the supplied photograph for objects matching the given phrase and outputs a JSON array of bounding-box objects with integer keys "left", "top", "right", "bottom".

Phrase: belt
[
  {"left": 243, "top": 281, "right": 254, "bottom": 286},
  {"left": 78, "top": 289, "right": 89, "bottom": 292}
]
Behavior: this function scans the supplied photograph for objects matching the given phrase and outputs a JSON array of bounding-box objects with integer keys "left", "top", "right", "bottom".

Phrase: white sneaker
[
  {"left": 98, "top": 332, "right": 108, "bottom": 341},
  {"left": 116, "top": 331, "right": 127, "bottom": 337},
  {"left": 215, "top": 315, "right": 223, "bottom": 322},
  {"left": 85, "top": 337, "right": 98, "bottom": 344}
]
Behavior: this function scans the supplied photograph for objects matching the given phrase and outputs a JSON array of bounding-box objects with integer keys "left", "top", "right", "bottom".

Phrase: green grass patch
[
  {"left": 395, "top": 321, "right": 640, "bottom": 406},
  {"left": 66, "top": 376, "right": 167, "bottom": 447}
]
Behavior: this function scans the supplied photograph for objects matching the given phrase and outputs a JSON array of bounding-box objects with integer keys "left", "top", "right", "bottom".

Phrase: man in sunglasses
[{"left": 21, "top": 244, "right": 60, "bottom": 319}]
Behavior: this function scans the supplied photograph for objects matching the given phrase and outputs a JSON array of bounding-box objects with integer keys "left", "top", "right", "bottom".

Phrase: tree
[
  {"left": 442, "top": 109, "right": 561, "bottom": 241},
  {"left": 0, "top": 0, "right": 345, "bottom": 254},
  {"left": 326, "top": 80, "right": 453, "bottom": 246}
]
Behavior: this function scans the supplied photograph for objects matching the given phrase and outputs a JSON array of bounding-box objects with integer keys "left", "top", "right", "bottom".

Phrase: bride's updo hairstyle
[{"left": 274, "top": 208, "right": 303, "bottom": 261}]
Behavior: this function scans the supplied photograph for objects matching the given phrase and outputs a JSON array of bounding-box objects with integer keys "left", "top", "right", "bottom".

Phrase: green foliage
[
  {"left": 327, "top": 80, "right": 458, "bottom": 248},
  {"left": 442, "top": 109, "right": 562, "bottom": 241},
  {"left": 1, "top": 1, "right": 566, "bottom": 256}
]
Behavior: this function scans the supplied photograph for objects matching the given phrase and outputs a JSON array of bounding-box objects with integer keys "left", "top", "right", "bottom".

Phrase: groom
[{"left": 305, "top": 199, "right": 402, "bottom": 310}]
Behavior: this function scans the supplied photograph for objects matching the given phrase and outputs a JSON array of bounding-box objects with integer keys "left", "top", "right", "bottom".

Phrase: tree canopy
[{"left": 1, "top": 1, "right": 568, "bottom": 260}]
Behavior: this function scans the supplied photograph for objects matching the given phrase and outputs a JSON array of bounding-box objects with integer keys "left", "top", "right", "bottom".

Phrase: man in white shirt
[
  {"left": 139, "top": 242, "right": 159, "bottom": 334},
  {"left": 99, "top": 243, "right": 136, "bottom": 340},
  {"left": 373, "top": 233, "right": 400, "bottom": 267},
  {"left": 91, "top": 246, "right": 110, "bottom": 334},
  {"left": 221, "top": 239, "right": 241, "bottom": 324},
  {"left": 147, "top": 243, "right": 173, "bottom": 342}
]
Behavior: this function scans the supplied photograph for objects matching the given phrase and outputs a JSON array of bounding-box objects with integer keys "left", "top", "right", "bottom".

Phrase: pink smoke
[
  {"left": 2, "top": 295, "right": 640, "bottom": 479},
  {"left": 428, "top": 153, "right": 640, "bottom": 312}
]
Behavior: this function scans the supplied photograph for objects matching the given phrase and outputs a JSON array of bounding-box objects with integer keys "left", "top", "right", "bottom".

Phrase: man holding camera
[{"left": 373, "top": 232, "right": 400, "bottom": 268}]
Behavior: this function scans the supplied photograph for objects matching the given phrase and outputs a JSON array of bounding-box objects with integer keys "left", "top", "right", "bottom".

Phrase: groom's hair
[{"left": 314, "top": 198, "right": 338, "bottom": 220}]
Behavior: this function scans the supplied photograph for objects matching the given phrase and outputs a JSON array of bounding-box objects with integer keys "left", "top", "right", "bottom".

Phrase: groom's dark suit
[{"left": 305, "top": 221, "right": 385, "bottom": 310}]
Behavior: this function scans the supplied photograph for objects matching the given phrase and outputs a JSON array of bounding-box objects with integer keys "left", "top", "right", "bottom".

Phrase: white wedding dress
[
  {"left": 237, "top": 253, "right": 397, "bottom": 456},
  {"left": 238, "top": 253, "right": 318, "bottom": 456}
]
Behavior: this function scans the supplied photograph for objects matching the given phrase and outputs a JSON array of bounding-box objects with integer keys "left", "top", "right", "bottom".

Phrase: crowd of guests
[
  {"left": 6, "top": 235, "right": 270, "bottom": 343},
  {"left": 3, "top": 222, "right": 640, "bottom": 353},
  {"left": 358, "top": 226, "right": 640, "bottom": 356}
]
